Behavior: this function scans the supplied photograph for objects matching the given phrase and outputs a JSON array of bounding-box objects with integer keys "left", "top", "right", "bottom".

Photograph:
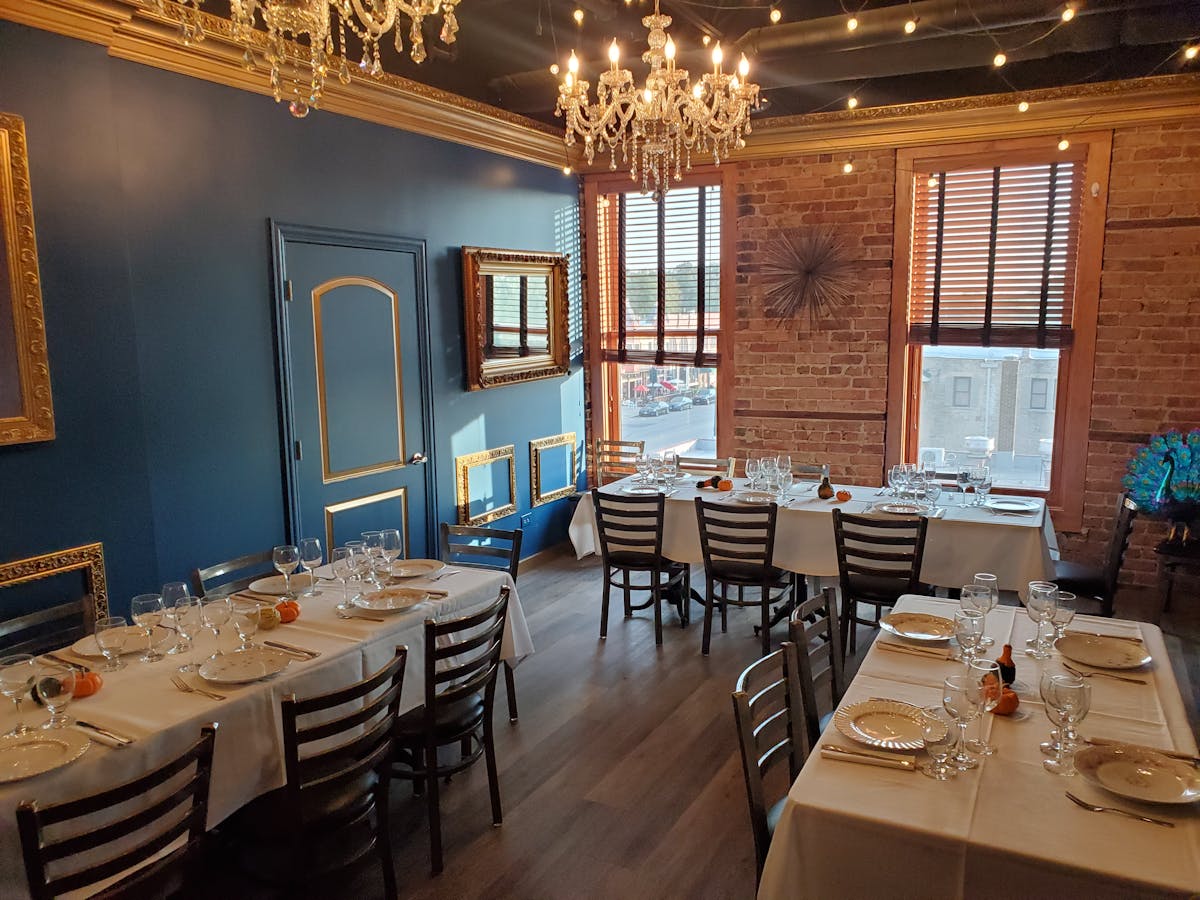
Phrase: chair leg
[
  {"left": 760, "top": 590, "right": 771, "bottom": 656},
  {"left": 652, "top": 580, "right": 664, "bottom": 646},
  {"left": 600, "top": 572, "right": 611, "bottom": 639},
  {"left": 504, "top": 662, "right": 518, "bottom": 722},
  {"left": 483, "top": 720, "right": 503, "bottom": 826},
  {"left": 720, "top": 588, "right": 729, "bottom": 633},
  {"left": 702, "top": 578, "right": 715, "bottom": 655},
  {"left": 682, "top": 565, "right": 691, "bottom": 626},
  {"left": 424, "top": 744, "right": 444, "bottom": 875},
  {"left": 623, "top": 583, "right": 632, "bottom": 618},
  {"left": 374, "top": 781, "right": 398, "bottom": 900},
  {"left": 460, "top": 736, "right": 471, "bottom": 759}
]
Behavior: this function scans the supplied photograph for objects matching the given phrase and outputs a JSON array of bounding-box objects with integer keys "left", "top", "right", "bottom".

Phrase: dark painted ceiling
[{"left": 253, "top": 0, "right": 1200, "bottom": 124}]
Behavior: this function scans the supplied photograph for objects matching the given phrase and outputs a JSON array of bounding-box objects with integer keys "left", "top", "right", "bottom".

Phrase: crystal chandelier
[
  {"left": 555, "top": 0, "right": 759, "bottom": 196},
  {"left": 145, "top": 0, "right": 462, "bottom": 118}
]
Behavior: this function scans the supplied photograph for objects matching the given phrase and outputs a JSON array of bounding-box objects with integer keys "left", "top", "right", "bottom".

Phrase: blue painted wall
[{"left": 0, "top": 22, "right": 583, "bottom": 615}]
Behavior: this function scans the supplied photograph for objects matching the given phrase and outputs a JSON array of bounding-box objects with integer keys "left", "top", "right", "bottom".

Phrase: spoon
[{"left": 1062, "top": 662, "right": 1148, "bottom": 685}]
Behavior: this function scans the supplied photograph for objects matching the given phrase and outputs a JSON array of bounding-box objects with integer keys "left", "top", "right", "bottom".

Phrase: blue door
[{"left": 273, "top": 225, "right": 435, "bottom": 559}]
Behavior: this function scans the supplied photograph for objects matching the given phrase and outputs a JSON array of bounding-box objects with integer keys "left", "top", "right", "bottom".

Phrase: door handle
[{"left": 408, "top": 452, "right": 427, "bottom": 465}]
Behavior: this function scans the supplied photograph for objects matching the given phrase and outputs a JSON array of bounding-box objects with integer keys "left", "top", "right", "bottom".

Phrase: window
[
  {"left": 888, "top": 135, "right": 1110, "bottom": 527},
  {"left": 952, "top": 376, "right": 972, "bottom": 407},
  {"left": 1030, "top": 377, "right": 1050, "bottom": 410},
  {"left": 586, "top": 172, "right": 730, "bottom": 458}
]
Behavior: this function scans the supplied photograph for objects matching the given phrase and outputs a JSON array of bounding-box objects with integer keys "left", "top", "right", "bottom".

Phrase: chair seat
[
  {"left": 818, "top": 710, "right": 833, "bottom": 732},
  {"left": 766, "top": 796, "right": 789, "bottom": 838},
  {"left": 607, "top": 551, "right": 688, "bottom": 573},
  {"left": 711, "top": 561, "right": 791, "bottom": 587},
  {"left": 233, "top": 766, "right": 380, "bottom": 834},
  {"left": 395, "top": 693, "right": 485, "bottom": 740},
  {"left": 1053, "top": 559, "right": 1106, "bottom": 599}
]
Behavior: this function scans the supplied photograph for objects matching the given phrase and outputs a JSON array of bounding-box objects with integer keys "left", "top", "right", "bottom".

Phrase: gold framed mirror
[
  {"left": 462, "top": 246, "right": 569, "bottom": 391},
  {"left": 0, "top": 113, "right": 54, "bottom": 445},
  {"left": 530, "top": 431, "right": 577, "bottom": 507},
  {"left": 455, "top": 445, "right": 518, "bottom": 525}
]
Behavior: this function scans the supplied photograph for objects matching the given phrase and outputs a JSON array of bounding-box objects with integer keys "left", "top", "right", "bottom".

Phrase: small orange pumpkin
[
  {"left": 992, "top": 687, "right": 1021, "bottom": 716},
  {"left": 275, "top": 600, "right": 301, "bottom": 624},
  {"left": 835, "top": 489, "right": 852, "bottom": 502},
  {"left": 717, "top": 478, "right": 733, "bottom": 491},
  {"left": 72, "top": 672, "right": 103, "bottom": 699}
]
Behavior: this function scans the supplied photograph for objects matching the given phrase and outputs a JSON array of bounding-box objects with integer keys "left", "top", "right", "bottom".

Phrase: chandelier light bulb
[
  {"left": 1061, "top": 6, "right": 1075, "bottom": 22},
  {"left": 565, "top": 72, "right": 574, "bottom": 88},
  {"left": 843, "top": 159, "right": 855, "bottom": 174},
  {"left": 550, "top": 63, "right": 560, "bottom": 75},
  {"left": 665, "top": 36, "right": 676, "bottom": 61},
  {"left": 568, "top": 51, "right": 579, "bottom": 74},
  {"left": 1185, "top": 45, "right": 1198, "bottom": 60},
  {"left": 712, "top": 42, "right": 724, "bottom": 67},
  {"left": 1058, "top": 137, "right": 1071, "bottom": 151},
  {"left": 739, "top": 54, "right": 750, "bottom": 77},
  {"left": 993, "top": 51, "right": 1007, "bottom": 67},
  {"left": 1018, "top": 100, "right": 1030, "bottom": 112},
  {"left": 847, "top": 96, "right": 858, "bottom": 109},
  {"left": 702, "top": 35, "right": 711, "bottom": 46},
  {"left": 693, "top": 83, "right": 704, "bottom": 98},
  {"left": 847, "top": 16, "right": 858, "bottom": 32},
  {"left": 563, "top": 165, "right": 573, "bottom": 175},
  {"left": 770, "top": 8, "right": 782, "bottom": 24},
  {"left": 644, "top": 87, "right": 654, "bottom": 103},
  {"left": 609, "top": 40, "right": 620, "bottom": 65},
  {"left": 573, "top": 8, "right": 584, "bottom": 25},
  {"left": 904, "top": 19, "right": 917, "bottom": 34}
]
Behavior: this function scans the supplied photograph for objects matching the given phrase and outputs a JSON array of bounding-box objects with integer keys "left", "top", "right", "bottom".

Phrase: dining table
[
  {"left": 569, "top": 476, "right": 1058, "bottom": 592},
  {"left": 0, "top": 565, "right": 533, "bottom": 899},
  {"left": 757, "top": 595, "right": 1200, "bottom": 899}
]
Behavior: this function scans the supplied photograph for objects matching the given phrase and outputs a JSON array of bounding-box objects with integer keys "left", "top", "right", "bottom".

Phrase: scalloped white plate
[
  {"left": 1075, "top": 743, "right": 1200, "bottom": 805},
  {"left": 834, "top": 698, "right": 926, "bottom": 751},
  {"left": 0, "top": 730, "right": 91, "bottom": 783}
]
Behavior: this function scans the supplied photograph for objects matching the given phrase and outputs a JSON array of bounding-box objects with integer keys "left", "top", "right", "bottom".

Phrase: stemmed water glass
[
  {"left": 887, "top": 464, "right": 905, "bottom": 497},
  {"left": 201, "top": 598, "right": 232, "bottom": 657},
  {"left": 972, "top": 574, "right": 999, "bottom": 647},
  {"left": 1051, "top": 591, "right": 1077, "bottom": 642},
  {"left": 760, "top": 457, "right": 779, "bottom": 489},
  {"left": 273, "top": 545, "right": 300, "bottom": 600},
  {"left": 954, "top": 608, "right": 985, "bottom": 665},
  {"left": 745, "top": 458, "right": 761, "bottom": 490},
  {"left": 361, "top": 532, "right": 384, "bottom": 586},
  {"left": 349, "top": 543, "right": 374, "bottom": 596},
  {"left": 776, "top": 455, "right": 792, "bottom": 476},
  {"left": 635, "top": 454, "right": 652, "bottom": 484},
  {"left": 173, "top": 596, "right": 203, "bottom": 672},
  {"left": 968, "top": 467, "right": 990, "bottom": 506},
  {"left": 231, "top": 599, "right": 260, "bottom": 650},
  {"left": 330, "top": 547, "right": 354, "bottom": 611},
  {"left": 161, "top": 582, "right": 192, "bottom": 656},
  {"left": 965, "top": 660, "right": 1002, "bottom": 756},
  {"left": 0, "top": 655, "right": 36, "bottom": 736},
  {"left": 34, "top": 663, "right": 75, "bottom": 729},
  {"left": 661, "top": 451, "right": 678, "bottom": 483},
  {"left": 942, "top": 673, "right": 984, "bottom": 770},
  {"left": 130, "top": 594, "right": 165, "bottom": 663},
  {"left": 919, "top": 706, "right": 959, "bottom": 780},
  {"left": 955, "top": 468, "right": 973, "bottom": 505},
  {"left": 298, "top": 537, "right": 323, "bottom": 597},
  {"left": 1025, "top": 581, "right": 1059, "bottom": 659},
  {"left": 977, "top": 469, "right": 994, "bottom": 505},
  {"left": 381, "top": 528, "right": 403, "bottom": 566},
  {"left": 94, "top": 616, "right": 129, "bottom": 671},
  {"left": 1041, "top": 672, "right": 1091, "bottom": 776}
]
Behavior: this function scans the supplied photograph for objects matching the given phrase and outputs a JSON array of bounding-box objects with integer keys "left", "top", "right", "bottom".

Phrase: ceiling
[{"left": 363, "top": 0, "right": 1200, "bottom": 125}]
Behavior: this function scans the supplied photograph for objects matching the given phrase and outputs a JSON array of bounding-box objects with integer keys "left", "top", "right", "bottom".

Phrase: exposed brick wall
[{"left": 730, "top": 123, "right": 1200, "bottom": 596}]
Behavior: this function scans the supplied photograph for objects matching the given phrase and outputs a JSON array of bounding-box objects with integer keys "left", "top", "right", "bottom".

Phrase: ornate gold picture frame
[
  {"left": 455, "top": 445, "right": 518, "bottom": 525},
  {"left": 461, "top": 246, "right": 570, "bottom": 391},
  {"left": 0, "top": 542, "right": 109, "bottom": 619},
  {"left": 530, "top": 431, "right": 577, "bottom": 507},
  {"left": 0, "top": 113, "right": 54, "bottom": 446}
]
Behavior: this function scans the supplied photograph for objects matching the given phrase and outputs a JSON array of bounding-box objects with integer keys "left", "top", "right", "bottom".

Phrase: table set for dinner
[
  {"left": 0, "top": 552, "right": 533, "bottom": 898},
  {"left": 757, "top": 593, "right": 1200, "bottom": 899}
]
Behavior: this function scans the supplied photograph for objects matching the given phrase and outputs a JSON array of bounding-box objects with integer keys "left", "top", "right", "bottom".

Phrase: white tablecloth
[
  {"left": 757, "top": 596, "right": 1200, "bottom": 899},
  {"left": 569, "top": 479, "right": 1058, "bottom": 592},
  {"left": 0, "top": 568, "right": 533, "bottom": 898}
]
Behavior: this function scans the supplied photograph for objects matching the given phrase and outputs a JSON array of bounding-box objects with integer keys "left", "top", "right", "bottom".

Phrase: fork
[
  {"left": 1065, "top": 792, "right": 1174, "bottom": 827},
  {"left": 428, "top": 569, "right": 460, "bottom": 583},
  {"left": 171, "top": 674, "right": 225, "bottom": 701},
  {"left": 1062, "top": 662, "right": 1148, "bottom": 685},
  {"left": 335, "top": 608, "right": 386, "bottom": 623}
]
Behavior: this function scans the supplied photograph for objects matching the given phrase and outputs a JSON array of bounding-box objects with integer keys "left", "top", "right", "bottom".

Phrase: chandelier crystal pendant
[
  {"left": 143, "top": 0, "right": 462, "bottom": 118},
  {"left": 555, "top": 0, "right": 759, "bottom": 196}
]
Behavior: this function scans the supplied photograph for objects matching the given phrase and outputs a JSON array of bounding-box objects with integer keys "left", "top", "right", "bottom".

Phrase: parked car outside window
[
  {"left": 667, "top": 395, "right": 693, "bottom": 412},
  {"left": 691, "top": 387, "right": 716, "bottom": 405},
  {"left": 638, "top": 399, "right": 670, "bottom": 417}
]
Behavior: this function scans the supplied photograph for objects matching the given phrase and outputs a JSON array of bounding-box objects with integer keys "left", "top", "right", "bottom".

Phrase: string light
[
  {"left": 1185, "top": 45, "right": 1199, "bottom": 61},
  {"left": 843, "top": 158, "right": 855, "bottom": 174},
  {"left": 563, "top": 165, "right": 573, "bottom": 175},
  {"left": 1061, "top": 6, "right": 1075, "bottom": 22},
  {"left": 1057, "top": 137, "right": 1071, "bottom": 151},
  {"left": 904, "top": 19, "right": 918, "bottom": 34},
  {"left": 1018, "top": 100, "right": 1030, "bottom": 113},
  {"left": 573, "top": 8, "right": 584, "bottom": 25},
  {"left": 770, "top": 8, "right": 782, "bottom": 24},
  {"left": 993, "top": 52, "right": 1007, "bottom": 67},
  {"left": 847, "top": 16, "right": 859, "bottom": 32},
  {"left": 549, "top": 63, "right": 559, "bottom": 75},
  {"left": 847, "top": 96, "right": 859, "bottom": 109}
]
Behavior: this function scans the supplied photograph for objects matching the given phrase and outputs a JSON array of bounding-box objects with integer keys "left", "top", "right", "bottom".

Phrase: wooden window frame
[
  {"left": 583, "top": 166, "right": 737, "bottom": 459},
  {"left": 886, "top": 133, "right": 1111, "bottom": 533}
]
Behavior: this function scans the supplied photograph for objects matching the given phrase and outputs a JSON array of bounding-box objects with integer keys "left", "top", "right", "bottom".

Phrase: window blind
[
  {"left": 908, "top": 161, "right": 1083, "bottom": 348},
  {"left": 597, "top": 185, "right": 721, "bottom": 366}
]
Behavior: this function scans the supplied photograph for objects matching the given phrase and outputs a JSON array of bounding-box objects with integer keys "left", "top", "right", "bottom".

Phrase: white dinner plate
[
  {"left": 247, "top": 575, "right": 292, "bottom": 595},
  {"left": 1055, "top": 633, "right": 1152, "bottom": 670},
  {"left": 198, "top": 647, "right": 291, "bottom": 685},
  {"left": 71, "top": 625, "right": 172, "bottom": 659},
  {"left": 985, "top": 498, "right": 1039, "bottom": 512},
  {"left": 0, "top": 730, "right": 91, "bottom": 783},
  {"left": 354, "top": 587, "right": 430, "bottom": 614},
  {"left": 620, "top": 485, "right": 662, "bottom": 496},
  {"left": 389, "top": 559, "right": 445, "bottom": 579},
  {"left": 833, "top": 698, "right": 926, "bottom": 751},
  {"left": 879, "top": 612, "right": 955, "bottom": 642},
  {"left": 1075, "top": 743, "right": 1200, "bottom": 805},
  {"left": 731, "top": 491, "right": 775, "bottom": 505},
  {"left": 874, "top": 502, "right": 927, "bottom": 515}
]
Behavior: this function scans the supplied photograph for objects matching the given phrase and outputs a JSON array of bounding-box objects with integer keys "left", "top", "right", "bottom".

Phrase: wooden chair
[
  {"left": 694, "top": 498, "right": 800, "bottom": 656},
  {"left": 392, "top": 588, "right": 509, "bottom": 875},
  {"left": 832, "top": 510, "right": 930, "bottom": 656},
  {"left": 591, "top": 490, "right": 691, "bottom": 646},
  {"left": 17, "top": 725, "right": 217, "bottom": 900},
  {"left": 787, "top": 587, "right": 845, "bottom": 749},
  {"left": 1054, "top": 494, "right": 1138, "bottom": 618},
  {"left": 0, "top": 544, "right": 107, "bottom": 657},
  {"left": 677, "top": 456, "right": 735, "bottom": 480},
  {"left": 790, "top": 463, "right": 827, "bottom": 479},
  {"left": 594, "top": 438, "right": 645, "bottom": 484},
  {"left": 440, "top": 523, "right": 523, "bottom": 721},
  {"left": 731, "top": 641, "right": 809, "bottom": 883},
  {"left": 230, "top": 648, "right": 408, "bottom": 897},
  {"left": 190, "top": 549, "right": 274, "bottom": 597}
]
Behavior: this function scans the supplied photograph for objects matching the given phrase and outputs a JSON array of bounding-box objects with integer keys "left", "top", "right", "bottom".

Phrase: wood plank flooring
[{"left": 204, "top": 546, "right": 1199, "bottom": 900}]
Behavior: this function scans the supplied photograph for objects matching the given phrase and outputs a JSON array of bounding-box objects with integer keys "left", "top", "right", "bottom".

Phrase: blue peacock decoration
[{"left": 1122, "top": 429, "right": 1200, "bottom": 545}]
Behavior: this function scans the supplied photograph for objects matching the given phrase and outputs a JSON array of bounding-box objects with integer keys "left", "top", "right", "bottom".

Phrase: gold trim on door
[
  {"left": 323, "top": 488, "right": 409, "bottom": 558},
  {"left": 455, "top": 445, "right": 518, "bottom": 525},
  {"left": 312, "top": 275, "right": 407, "bottom": 484}
]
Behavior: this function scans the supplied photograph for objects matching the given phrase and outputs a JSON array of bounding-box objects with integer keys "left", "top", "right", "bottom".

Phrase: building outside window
[
  {"left": 1030, "top": 376, "right": 1050, "bottom": 410},
  {"left": 951, "top": 376, "right": 972, "bottom": 408}
]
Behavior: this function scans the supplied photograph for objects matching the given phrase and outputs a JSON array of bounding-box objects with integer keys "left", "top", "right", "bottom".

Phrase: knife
[
  {"left": 1085, "top": 738, "right": 1200, "bottom": 765},
  {"left": 75, "top": 719, "right": 133, "bottom": 746},
  {"left": 44, "top": 651, "right": 92, "bottom": 672},
  {"left": 262, "top": 640, "right": 321, "bottom": 659},
  {"left": 820, "top": 745, "right": 917, "bottom": 771},
  {"left": 875, "top": 642, "right": 952, "bottom": 660},
  {"left": 1065, "top": 630, "right": 1144, "bottom": 644}
]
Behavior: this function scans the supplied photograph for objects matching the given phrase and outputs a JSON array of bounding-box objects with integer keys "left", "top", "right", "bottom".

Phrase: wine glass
[
  {"left": 160, "top": 582, "right": 193, "bottom": 656},
  {"left": 965, "top": 660, "right": 1002, "bottom": 756},
  {"left": 1051, "top": 590, "right": 1077, "bottom": 642},
  {"left": 94, "top": 616, "right": 129, "bottom": 671},
  {"left": 887, "top": 464, "right": 904, "bottom": 497},
  {"left": 971, "top": 574, "right": 1000, "bottom": 647},
  {"left": 942, "top": 673, "right": 983, "bottom": 770},
  {"left": 330, "top": 547, "right": 354, "bottom": 611},
  {"left": 298, "top": 537, "right": 323, "bottom": 597},
  {"left": 955, "top": 468, "right": 972, "bottom": 505},
  {"left": 776, "top": 455, "right": 792, "bottom": 476},
  {"left": 0, "top": 655, "right": 36, "bottom": 736},
  {"left": 381, "top": 528, "right": 403, "bottom": 565},
  {"left": 361, "top": 532, "right": 384, "bottom": 585},
  {"left": 1042, "top": 673, "right": 1091, "bottom": 776},
  {"left": 273, "top": 544, "right": 300, "bottom": 599},
  {"left": 954, "top": 608, "right": 985, "bottom": 665},
  {"left": 745, "top": 458, "right": 761, "bottom": 489},
  {"left": 919, "top": 706, "right": 959, "bottom": 781},
  {"left": 231, "top": 599, "right": 260, "bottom": 650},
  {"left": 977, "top": 469, "right": 994, "bottom": 505},
  {"left": 635, "top": 454, "right": 652, "bottom": 484},
  {"left": 1025, "top": 581, "right": 1059, "bottom": 659},
  {"left": 130, "top": 594, "right": 165, "bottom": 663},
  {"left": 34, "top": 663, "right": 76, "bottom": 729},
  {"left": 923, "top": 479, "right": 942, "bottom": 508},
  {"left": 968, "top": 467, "right": 989, "bottom": 506},
  {"left": 662, "top": 451, "right": 678, "bottom": 482},
  {"left": 173, "top": 596, "right": 204, "bottom": 672},
  {"left": 349, "top": 543, "right": 374, "bottom": 595},
  {"left": 776, "top": 470, "right": 795, "bottom": 502},
  {"left": 202, "top": 599, "right": 232, "bottom": 656}
]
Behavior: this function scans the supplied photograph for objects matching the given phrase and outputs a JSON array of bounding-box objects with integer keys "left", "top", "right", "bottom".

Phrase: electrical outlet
[{"left": 521, "top": 513, "right": 533, "bottom": 527}]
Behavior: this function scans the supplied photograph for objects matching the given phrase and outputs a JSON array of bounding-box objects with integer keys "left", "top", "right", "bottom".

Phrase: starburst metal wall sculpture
[{"left": 761, "top": 227, "right": 854, "bottom": 327}]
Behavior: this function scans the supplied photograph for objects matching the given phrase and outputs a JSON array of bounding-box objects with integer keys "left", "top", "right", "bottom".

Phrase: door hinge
[
  {"left": 293, "top": 439, "right": 303, "bottom": 461},
  {"left": 285, "top": 280, "right": 294, "bottom": 302}
]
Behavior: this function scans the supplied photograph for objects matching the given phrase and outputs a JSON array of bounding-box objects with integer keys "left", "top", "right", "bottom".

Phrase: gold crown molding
[{"left": 0, "top": 0, "right": 573, "bottom": 169}]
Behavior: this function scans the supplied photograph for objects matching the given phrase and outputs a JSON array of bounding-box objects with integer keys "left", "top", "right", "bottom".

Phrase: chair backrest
[
  {"left": 1102, "top": 494, "right": 1139, "bottom": 608},
  {"left": 594, "top": 439, "right": 645, "bottom": 484},
  {"left": 17, "top": 725, "right": 217, "bottom": 900},
  {"left": 790, "top": 463, "right": 826, "bottom": 478},
  {"left": 731, "top": 641, "right": 809, "bottom": 881},
  {"left": 440, "top": 524, "right": 522, "bottom": 581},
  {"left": 831, "top": 510, "right": 929, "bottom": 601},
  {"left": 0, "top": 545, "right": 107, "bottom": 657},
  {"left": 190, "top": 550, "right": 274, "bottom": 597},
  {"left": 788, "top": 588, "right": 844, "bottom": 748},
  {"left": 678, "top": 456, "right": 735, "bottom": 479},
  {"left": 591, "top": 490, "right": 668, "bottom": 565},
  {"left": 281, "top": 647, "right": 407, "bottom": 827},
  {"left": 423, "top": 587, "right": 509, "bottom": 725},
  {"left": 694, "top": 498, "right": 780, "bottom": 575}
]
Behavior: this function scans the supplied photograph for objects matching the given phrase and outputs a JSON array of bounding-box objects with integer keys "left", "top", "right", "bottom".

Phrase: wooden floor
[{"left": 205, "top": 547, "right": 1200, "bottom": 900}]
